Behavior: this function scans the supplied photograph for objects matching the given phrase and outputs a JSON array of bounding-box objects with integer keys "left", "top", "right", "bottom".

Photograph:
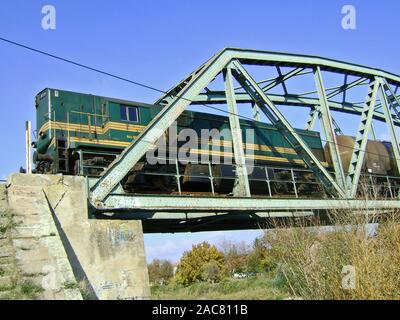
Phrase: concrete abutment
[{"left": 6, "top": 173, "right": 150, "bottom": 300}]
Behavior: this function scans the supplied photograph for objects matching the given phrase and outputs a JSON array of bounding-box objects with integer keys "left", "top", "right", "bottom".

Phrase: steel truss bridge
[{"left": 87, "top": 48, "right": 400, "bottom": 232}]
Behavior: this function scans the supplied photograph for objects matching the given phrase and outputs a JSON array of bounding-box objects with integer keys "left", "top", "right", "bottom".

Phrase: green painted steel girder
[
  {"left": 229, "top": 60, "right": 346, "bottom": 198},
  {"left": 305, "top": 107, "right": 319, "bottom": 130},
  {"left": 90, "top": 49, "right": 232, "bottom": 203},
  {"left": 346, "top": 79, "right": 380, "bottom": 197},
  {"left": 313, "top": 66, "right": 346, "bottom": 189},
  {"left": 90, "top": 48, "right": 400, "bottom": 209},
  {"left": 223, "top": 67, "right": 251, "bottom": 197},
  {"left": 226, "top": 48, "right": 400, "bottom": 84},
  {"left": 192, "top": 93, "right": 400, "bottom": 126},
  {"left": 157, "top": 48, "right": 400, "bottom": 105},
  {"left": 99, "top": 194, "right": 400, "bottom": 212},
  {"left": 379, "top": 78, "right": 400, "bottom": 178}
]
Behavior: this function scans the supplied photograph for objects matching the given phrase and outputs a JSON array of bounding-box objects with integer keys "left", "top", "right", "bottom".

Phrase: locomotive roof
[
  {"left": 36, "top": 87, "right": 321, "bottom": 137},
  {"left": 37, "top": 87, "right": 159, "bottom": 109}
]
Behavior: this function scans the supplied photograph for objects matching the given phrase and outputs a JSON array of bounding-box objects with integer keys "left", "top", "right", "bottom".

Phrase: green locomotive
[{"left": 33, "top": 88, "right": 327, "bottom": 196}]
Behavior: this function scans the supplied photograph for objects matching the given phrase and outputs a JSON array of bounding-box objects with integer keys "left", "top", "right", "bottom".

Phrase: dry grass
[
  {"left": 265, "top": 208, "right": 400, "bottom": 300},
  {"left": 151, "top": 274, "right": 289, "bottom": 300},
  {"left": 0, "top": 280, "right": 44, "bottom": 300},
  {"left": 152, "top": 199, "right": 400, "bottom": 300}
]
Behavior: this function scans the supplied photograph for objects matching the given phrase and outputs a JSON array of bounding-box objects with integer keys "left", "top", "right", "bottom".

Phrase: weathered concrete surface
[
  {"left": 7, "top": 173, "right": 150, "bottom": 300},
  {"left": 5, "top": 177, "right": 82, "bottom": 300},
  {"left": 0, "top": 182, "right": 17, "bottom": 297}
]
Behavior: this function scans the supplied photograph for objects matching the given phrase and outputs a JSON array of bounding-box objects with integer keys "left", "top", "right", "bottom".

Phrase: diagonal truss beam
[
  {"left": 229, "top": 60, "right": 346, "bottom": 198},
  {"left": 235, "top": 68, "right": 312, "bottom": 90},
  {"left": 305, "top": 108, "right": 343, "bottom": 134},
  {"left": 314, "top": 66, "right": 346, "bottom": 189},
  {"left": 378, "top": 78, "right": 400, "bottom": 177},
  {"left": 297, "top": 77, "right": 367, "bottom": 99},
  {"left": 346, "top": 79, "right": 380, "bottom": 197},
  {"left": 305, "top": 107, "right": 320, "bottom": 130},
  {"left": 276, "top": 66, "right": 288, "bottom": 94},
  {"left": 326, "top": 77, "right": 367, "bottom": 100},
  {"left": 261, "top": 67, "right": 305, "bottom": 92},
  {"left": 90, "top": 50, "right": 232, "bottom": 203},
  {"left": 331, "top": 118, "right": 344, "bottom": 135},
  {"left": 194, "top": 92, "right": 400, "bottom": 126},
  {"left": 194, "top": 91, "right": 400, "bottom": 128}
]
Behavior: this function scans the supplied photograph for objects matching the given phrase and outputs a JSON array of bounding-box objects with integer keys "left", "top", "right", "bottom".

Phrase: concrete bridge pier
[{"left": 6, "top": 173, "right": 150, "bottom": 300}]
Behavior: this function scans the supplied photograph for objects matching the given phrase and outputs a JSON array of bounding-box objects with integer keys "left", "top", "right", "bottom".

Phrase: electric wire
[{"left": 1, "top": 36, "right": 400, "bottom": 163}]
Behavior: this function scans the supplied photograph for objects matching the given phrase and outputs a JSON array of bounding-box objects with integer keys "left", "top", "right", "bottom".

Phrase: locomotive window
[{"left": 120, "top": 105, "right": 139, "bottom": 122}]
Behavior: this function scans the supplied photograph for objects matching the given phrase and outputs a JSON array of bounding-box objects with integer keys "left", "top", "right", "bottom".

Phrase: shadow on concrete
[{"left": 43, "top": 190, "right": 98, "bottom": 300}]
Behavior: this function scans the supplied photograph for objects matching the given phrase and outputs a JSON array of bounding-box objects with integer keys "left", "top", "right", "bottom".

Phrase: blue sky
[{"left": 1, "top": 1, "right": 399, "bottom": 262}]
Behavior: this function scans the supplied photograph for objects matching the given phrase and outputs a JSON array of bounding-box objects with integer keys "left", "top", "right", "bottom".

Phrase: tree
[
  {"left": 202, "top": 261, "right": 221, "bottom": 283},
  {"left": 148, "top": 259, "right": 174, "bottom": 285},
  {"left": 175, "top": 242, "right": 225, "bottom": 285},
  {"left": 247, "top": 235, "right": 276, "bottom": 273},
  {"left": 246, "top": 251, "right": 265, "bottom": 273},
  {"left": 218, "top": 239, "right": 249, "bottom": 275}
]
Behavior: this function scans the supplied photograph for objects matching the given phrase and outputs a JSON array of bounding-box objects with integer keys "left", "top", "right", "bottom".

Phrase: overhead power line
[
  {"left": 0, "top": 36, "right": 399, "bottom": 163},
  {"left": 0, "top": 36, "right": 165, "bottom": 94}
]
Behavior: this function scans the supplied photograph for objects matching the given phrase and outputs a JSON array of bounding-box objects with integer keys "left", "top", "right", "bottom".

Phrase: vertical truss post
[
  {"left": 290, "top": 168, "right": 298, "bottom": 198},
  {"left": 342, "top": 74, "right": 348, "bottom": 103},
  {"left": 175, "top": 158, "right": 182, "bottom": 195},
  {"left": 208, "top": 162, "right": 215, "bottom": 195},
  {"left": 386, "top": 176, "right": 393, "bottom": 199},
  {"left": 223, "top": 67, "right": 251, "bottom": 197},
  {"left": 346, "top": 79, "right": 380, "bottom": 197},
  {"left": 252, "top": 101, "right": 261, "bottom": 122},
  {"left": 265, "top": 166, "right": 272, "bottom": 197},
  {"left": 314, "top": 66, "right": 346, "bottom": 190},
  {"left": 378, "top": 78, "right": 400, "bottom": 177},
  {"left": 230, "top": 60, "right": 346, "bottom": 198},
  {"left": 305, "top": 107, "right": 319, "bottom": 130},
  {"left": 369, "top": 175, "right": 377, "bottom": 199}
]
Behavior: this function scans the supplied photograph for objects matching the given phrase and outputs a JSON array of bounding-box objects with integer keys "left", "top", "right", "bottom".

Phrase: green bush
[
  {"left": 202, "top": 260, "right": 222, "bottom": 283},
  {"left": 175, "top": 242, "right": 226, "bottom": 286}
]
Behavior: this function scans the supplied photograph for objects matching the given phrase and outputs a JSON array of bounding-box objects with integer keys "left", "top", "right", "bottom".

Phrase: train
[{"left": 32, "top": 88, "right": 398, "bottom": 197}]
